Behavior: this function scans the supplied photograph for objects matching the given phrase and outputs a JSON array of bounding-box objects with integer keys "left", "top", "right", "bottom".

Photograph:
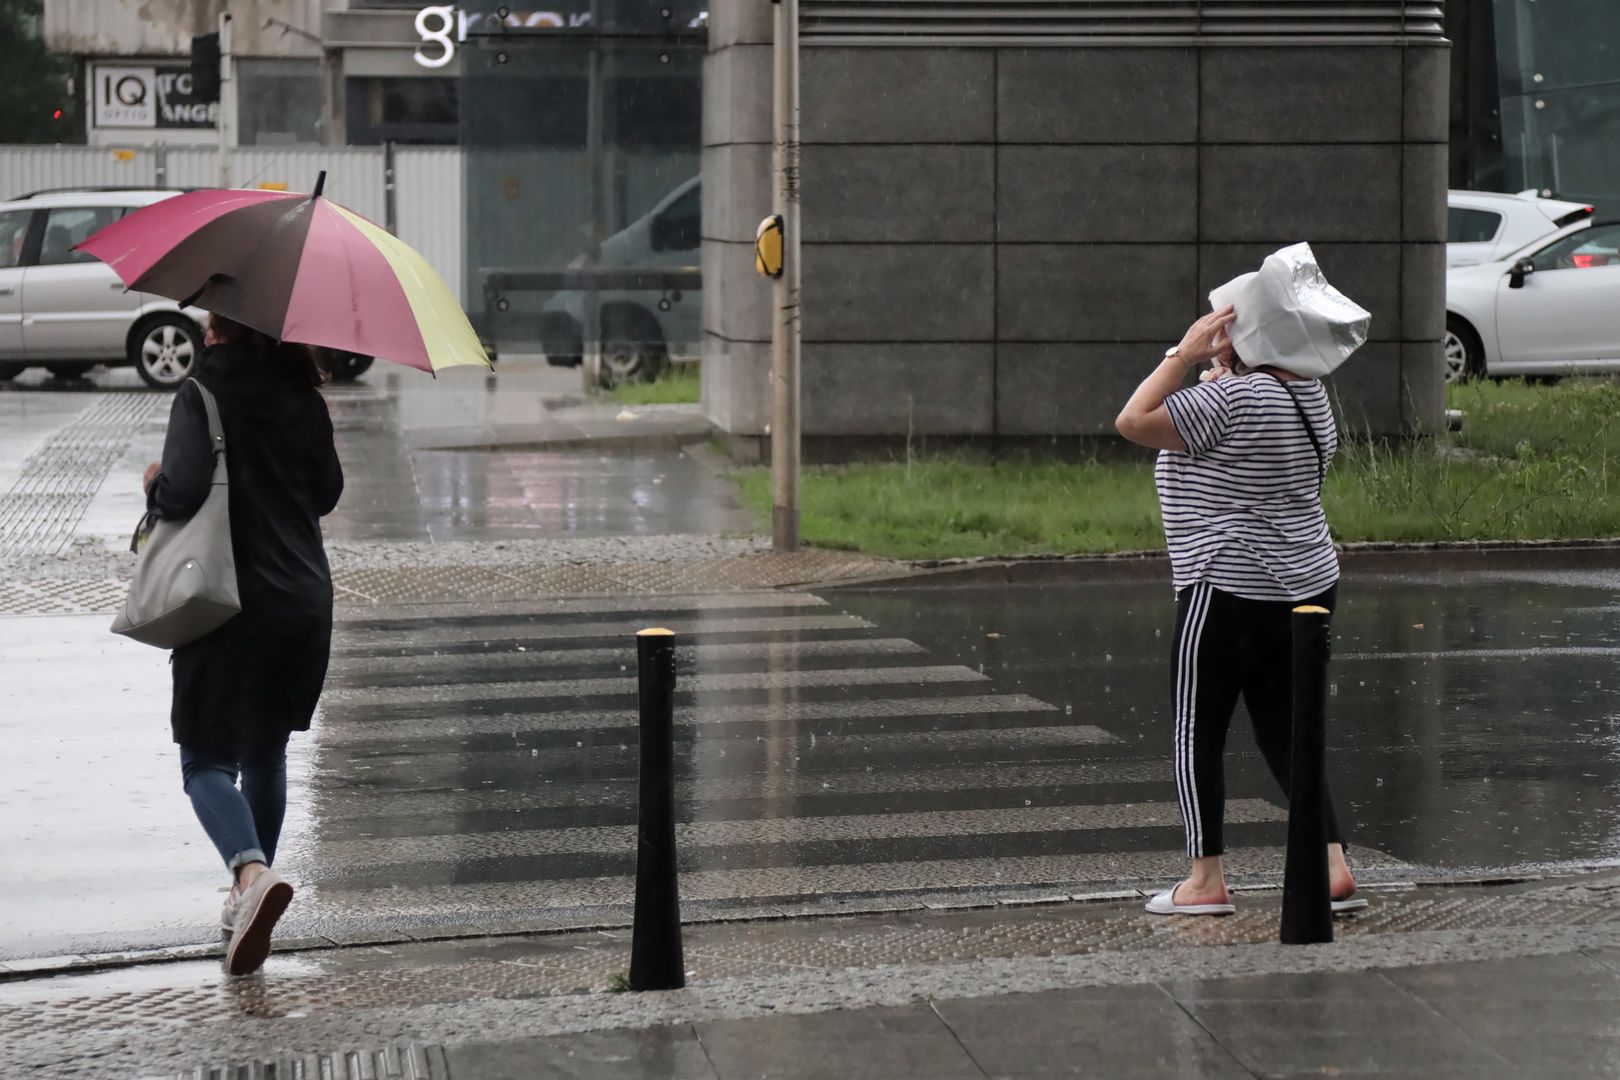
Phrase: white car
[
  {"left": 1448, "top": 189, "right": 1593, "bottom": 268},
  {"left": 0, "top": 188, "right": 210, "bottom": 389},
  {"left": 1445, "top": 218, "right": 1620, "bottom": 382},
  {"left": 539, "top": 176, "right": 701, "bottom": 384}
]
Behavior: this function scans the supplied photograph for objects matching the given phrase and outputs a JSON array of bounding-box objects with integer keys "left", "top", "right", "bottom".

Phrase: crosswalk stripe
[
  {"left": 316, "top": 692, "right": 1058, "bottom": 744},
  {"left": 316, "top": 725, "right": 1122, "bottom": 778},
  {"left": 321, "top": 664, "right": 990, "bottom": 707},
  {"left": 284, "top": 800, "right": 1287, "bottom": 872},
  {"left": 310, "top": 760, "right": 1175, "bottom": 819},
  {"left": 330, "top": 613, "right": 875, "bottom": 654},
  {"left": 335, "top": 592, "right": 828, "bottom": 627},
  {"left": 327, "top": 637, "right": 929, "bottom": 683},
  {"left": 297, "top": 845, "right": 1413, "bottom": 913}
]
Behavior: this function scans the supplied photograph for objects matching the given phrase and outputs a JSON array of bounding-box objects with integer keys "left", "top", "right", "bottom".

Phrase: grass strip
[
  {"left": 735, "top": 379, "right": 1620, "bottom": 560},
  {"left": 608, "top": 363, "right": 702, "bottom": 406}
]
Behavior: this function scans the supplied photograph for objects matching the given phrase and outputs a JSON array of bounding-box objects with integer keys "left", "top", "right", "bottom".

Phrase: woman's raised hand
[{"left": 1176, "top": 306, "right": 1237, "bottom": 368}]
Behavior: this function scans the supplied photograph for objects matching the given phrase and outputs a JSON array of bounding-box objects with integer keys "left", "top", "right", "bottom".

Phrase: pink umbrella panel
[{"left": 77, "top": 186, "right": 488, "bottom": 374}]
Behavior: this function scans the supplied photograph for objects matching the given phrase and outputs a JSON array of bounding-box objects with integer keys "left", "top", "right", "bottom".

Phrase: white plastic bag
[{"left": 1208, "top": 242, "right": 1371, "bottom": 378}]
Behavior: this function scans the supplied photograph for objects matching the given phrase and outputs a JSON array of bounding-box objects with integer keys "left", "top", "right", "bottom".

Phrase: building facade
[
  {"left": 703, "top": 1, "right": 1451, "bottom": 453},
  {"left": 45, "top": 0, "right": 326, "bottom": 147}
]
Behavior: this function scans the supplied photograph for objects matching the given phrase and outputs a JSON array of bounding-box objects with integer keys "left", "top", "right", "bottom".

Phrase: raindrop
[
  {"left": 1065, "top": 705, "right": 1073, "bottom": 715},
  {"left": 530, "top": 749, "right": 538, "bottom": 757}
]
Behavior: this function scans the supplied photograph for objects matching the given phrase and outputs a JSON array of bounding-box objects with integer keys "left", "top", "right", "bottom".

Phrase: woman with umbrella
[
  {"left": 81, "top": 175, "right": 489, "bottom": 975},
  {"left": 143, "top": 315, "right": 340, "bottom": 976}
]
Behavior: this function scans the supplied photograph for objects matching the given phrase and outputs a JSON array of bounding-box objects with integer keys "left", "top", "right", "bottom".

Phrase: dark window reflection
[{"left": 346, "top": 77, "right": 460, "bottom": 145}]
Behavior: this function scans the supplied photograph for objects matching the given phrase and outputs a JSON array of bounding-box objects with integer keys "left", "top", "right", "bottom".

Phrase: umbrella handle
[{"left": 312, "top": 171, "right": 326, "bottom": 199}]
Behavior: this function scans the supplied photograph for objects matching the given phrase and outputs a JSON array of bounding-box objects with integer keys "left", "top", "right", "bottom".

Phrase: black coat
[{"left": 148, "top": 344, "right": 344, "bottom": 754}]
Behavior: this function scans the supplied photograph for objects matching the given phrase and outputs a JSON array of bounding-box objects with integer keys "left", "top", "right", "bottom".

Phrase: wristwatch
[{"left": 1164, "top": 345, "right": 1180, "bottom": 360}]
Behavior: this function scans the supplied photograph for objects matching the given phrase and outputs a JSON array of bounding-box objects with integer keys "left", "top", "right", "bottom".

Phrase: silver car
[{"left": 0, "top": 188, "right": 207, "bottom": 389}]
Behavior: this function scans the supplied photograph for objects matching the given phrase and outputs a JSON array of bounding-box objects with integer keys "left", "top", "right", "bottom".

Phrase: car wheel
[
  {"left": 131, "top": 315, "right": 201, "bottom": 389},
  {"left": 597, "top": 309, "right": 668, "bottom": 387},
  {"left": 327, "top": 352, "right": 374, "bottom": 382},
  {"left": 0, "top": 362, "right": 24, "bottom": 381},
  {"left": 1443, "top": 318, "right": 1485, "bottom": 384},
  {"left": 45, "top": 363, "right": 91, "bottom": 380}
]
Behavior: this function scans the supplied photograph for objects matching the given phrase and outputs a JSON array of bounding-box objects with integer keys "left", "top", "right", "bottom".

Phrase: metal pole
[
  {"left": 217, "top": 12, "right": 233, "bottom": 188},
  {"left": 770, "top": 0, "right": 801, "bottom": 552},
  {"left": 583, "top": 0, "right": 605, "bottom": 394},
  {"left": 1280, "top": 604, "right": 1334, "bottom": 945},
  {"left": 629, "top": 627, "right": 684, "bottom": 990},
  {"left": 383, "top": 140, "right": 398, "bottom": 234}
]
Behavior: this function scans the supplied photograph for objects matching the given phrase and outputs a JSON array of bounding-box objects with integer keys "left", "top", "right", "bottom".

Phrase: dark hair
[{"left": 207, "top": 314, "right": 330, "bottom": 388}]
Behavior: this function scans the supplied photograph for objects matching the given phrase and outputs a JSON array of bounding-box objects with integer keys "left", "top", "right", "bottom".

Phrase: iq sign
[{"left": 92, "top": 64, "right": 217, "bottom": 129}]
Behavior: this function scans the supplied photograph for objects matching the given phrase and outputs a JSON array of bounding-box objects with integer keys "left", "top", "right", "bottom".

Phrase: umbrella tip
[{"left": 312, "top": 170, "right": 326, "bottom": 199}]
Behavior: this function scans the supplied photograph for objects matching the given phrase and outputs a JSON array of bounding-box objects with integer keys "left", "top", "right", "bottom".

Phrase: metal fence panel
[
  {"left": 163, "top": 146, "right": 388, "bottom": 224},
  {"left": 394, "top": 147, "right": 464, "bottom": 305},
  {"left": 0, "top": 145, "right": 158, "bottom": 200}
]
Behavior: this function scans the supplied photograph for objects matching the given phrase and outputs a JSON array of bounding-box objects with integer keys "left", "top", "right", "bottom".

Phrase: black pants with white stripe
[{"left": 1172, "top": 581, "right": 1347, "bottom": 859}]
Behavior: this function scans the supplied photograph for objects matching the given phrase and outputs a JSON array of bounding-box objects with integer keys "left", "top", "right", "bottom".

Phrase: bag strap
[
  {"left": 189, "top": 378, "right": 226, "bottom": 457},
  {"left": 1263, "top": 370, "right": 1326, "bottom": 488}
]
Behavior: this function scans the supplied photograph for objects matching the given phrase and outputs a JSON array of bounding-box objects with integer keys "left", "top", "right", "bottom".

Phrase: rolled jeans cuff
[{"left": 228, "top": 848, "right": 268, "bottom": 872}]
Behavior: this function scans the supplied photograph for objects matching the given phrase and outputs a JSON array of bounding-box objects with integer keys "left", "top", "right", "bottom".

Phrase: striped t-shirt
[{"left": 1155, "top": 371, "right": 1339, "bottom": 601}]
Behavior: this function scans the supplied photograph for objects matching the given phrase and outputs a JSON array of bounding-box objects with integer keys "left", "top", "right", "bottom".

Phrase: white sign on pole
[{"left": 94, "top": 66, "right": 157, "bottom": 128}]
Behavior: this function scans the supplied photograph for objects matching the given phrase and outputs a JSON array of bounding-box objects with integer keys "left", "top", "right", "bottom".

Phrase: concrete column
[
  {"left": 701, "top": 0, "right": 776, "bottom": 460},
  {"left": 702, "top": 23, "right": 1450, "bottom": 453}
]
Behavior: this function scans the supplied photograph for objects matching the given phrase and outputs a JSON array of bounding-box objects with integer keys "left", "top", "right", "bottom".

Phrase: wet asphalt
[{"left": 2, "top": 363, "right": 1618, "bottom": 966}]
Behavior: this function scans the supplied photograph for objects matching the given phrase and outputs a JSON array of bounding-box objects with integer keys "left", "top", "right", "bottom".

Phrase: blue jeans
[{"left": 180, "top": 740, "right": 289, "bottom": 874}]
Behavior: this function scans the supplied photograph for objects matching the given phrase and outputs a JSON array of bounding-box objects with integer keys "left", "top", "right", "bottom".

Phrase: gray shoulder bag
[{"left": 111, "top": 379, "right": 241, "bottom": 649}]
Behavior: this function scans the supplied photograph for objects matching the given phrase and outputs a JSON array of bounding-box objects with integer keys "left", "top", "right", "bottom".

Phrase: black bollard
[
  {"left": 1280, "top": 605, "right": 1334, "bottom": 946},
  {"left": 629, "top": 627, "right": 685, "bottom": 990}
]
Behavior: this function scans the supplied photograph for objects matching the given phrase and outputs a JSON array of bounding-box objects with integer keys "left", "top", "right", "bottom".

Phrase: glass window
[
  {"left": 0, "top": 210, "right": 33, "bottom": 269},
  {"left": 1531, "top": 224, "right": 1620, "bottom": 272},
  {"left": 1448, "top": 207, "right": 1504, "bottom": 244},
  {"left": 461, "top": 35, "right": 703, "bottom": 352},
  {"left": 237, "top": 59, "right": 323, "bottom": 146},
  {"left": 38, "top": 207, "right": 121, "bottom": 266},
  {"left": 1492, "top": 0, "right": 1620, "bottom": 207}
]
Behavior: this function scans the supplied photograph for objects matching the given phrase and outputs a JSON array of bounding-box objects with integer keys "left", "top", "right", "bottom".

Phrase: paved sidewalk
[
  {"left": 0, "top": 359, "right": 904, "bottom": 615},
  {"left": 446, "top": 950, "right": 1620, "bottom": 1079},
  {"left": 4, "top": 875, "right": 1619, "bottom": 1077}
]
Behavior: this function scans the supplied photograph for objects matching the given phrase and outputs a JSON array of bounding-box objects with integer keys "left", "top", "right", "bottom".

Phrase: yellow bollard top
[
  {"left": 638, "top": 627, "right": 675, "bottom": 636},
  {"left": 1292, "top": 605, "right": 1331, "bottom": 615}
]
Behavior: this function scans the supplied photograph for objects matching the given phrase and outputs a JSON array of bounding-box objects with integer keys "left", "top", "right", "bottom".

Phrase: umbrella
[{"left": 76, "top": 173, "right": 488, "bottom": 375}]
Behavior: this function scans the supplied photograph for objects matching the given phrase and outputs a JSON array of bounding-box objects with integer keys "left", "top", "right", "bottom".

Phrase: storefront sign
[
  {"left": 413, "top": 5, "right": 705, "bottom": 68},
  {"left": 415, "top": 6, "right": 588, "bottom": 68},
  {"left": 92, "top": 64, "right": 217, "bottom": 129}
]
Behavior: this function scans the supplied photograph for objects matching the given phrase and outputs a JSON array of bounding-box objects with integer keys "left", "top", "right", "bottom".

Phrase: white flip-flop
[
  {"left": 1332, "top": 896, "right": 1370, "bottom": 915},
  {"left": 1145, "top": 886, "right": 1236, "bottom": 917}
]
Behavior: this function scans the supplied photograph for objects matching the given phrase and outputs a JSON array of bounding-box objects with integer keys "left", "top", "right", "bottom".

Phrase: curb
[{"left": 2, "top": 866, "right": 1594, "bottom": 984}]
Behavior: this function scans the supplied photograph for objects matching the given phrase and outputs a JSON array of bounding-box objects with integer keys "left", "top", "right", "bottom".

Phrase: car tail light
[{"left": 1572, "top": 253, "right": 1611, "bottom": 268}]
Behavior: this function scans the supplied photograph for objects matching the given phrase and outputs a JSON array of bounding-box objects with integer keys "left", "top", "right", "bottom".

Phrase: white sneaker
[
  {"left": 220, "top": 885, "right": 241, "bottom": 936},
  {"left": 226, "top": 869, "right": 294, "bottom": 976},
  {"left": 1145, "top": 885, "right": 1236, "bottom": 917}
]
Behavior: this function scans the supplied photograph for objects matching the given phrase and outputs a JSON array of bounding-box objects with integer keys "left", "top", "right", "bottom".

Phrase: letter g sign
[{"left": 415, "top": 5, "right": 456, "bottom": 69}]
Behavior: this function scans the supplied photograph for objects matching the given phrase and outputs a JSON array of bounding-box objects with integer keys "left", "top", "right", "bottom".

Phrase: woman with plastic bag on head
[{"left": 1115, "top": 244, "right": 1372, "bottom": 918}]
